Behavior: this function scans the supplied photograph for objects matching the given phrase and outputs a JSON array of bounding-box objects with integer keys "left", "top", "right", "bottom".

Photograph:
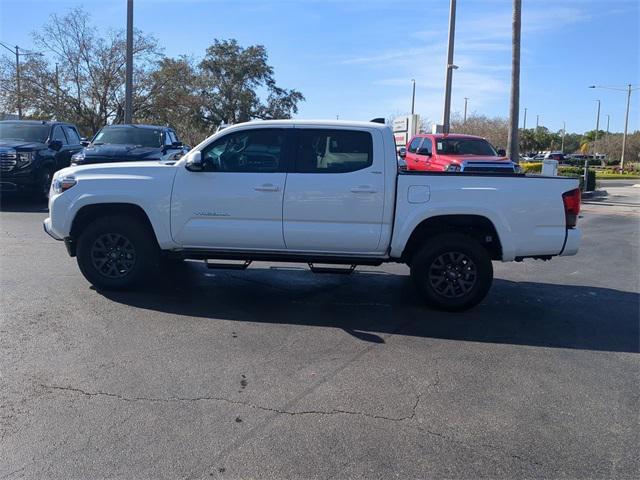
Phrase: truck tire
[
  {"left": 38, "top": 167, "right": 54, "bottom": 202},
  {"left": 76, "top": 215, "right": 159, "bottom": 291},
  {"left": 410, "top": 233, "right": 493, "bottom": 311}
]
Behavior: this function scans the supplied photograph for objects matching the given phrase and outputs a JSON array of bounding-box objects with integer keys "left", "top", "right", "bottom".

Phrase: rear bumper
[{"left": 560, "top": 228, "right": 581, "bottom": 256}]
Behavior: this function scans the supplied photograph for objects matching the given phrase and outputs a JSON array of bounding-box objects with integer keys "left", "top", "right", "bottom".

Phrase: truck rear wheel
[
  {"left": 76, "top": 215, "right": 158, "bottom": 291},
  {"left": 410, "top": 233, "right": 493, "bottom": 311}
]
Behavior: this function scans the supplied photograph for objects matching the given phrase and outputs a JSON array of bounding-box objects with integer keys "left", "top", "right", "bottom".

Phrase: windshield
[
  {"left": 0, "top": 123, "right": 49, "bottom": 143},
  {"left": 435, "top": 138, "right": 497, "bottom": 156},
  {"left": 92, "top": 127, "right": 163, "bottom": 148}
]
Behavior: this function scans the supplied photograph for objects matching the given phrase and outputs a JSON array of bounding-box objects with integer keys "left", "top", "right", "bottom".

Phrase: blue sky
[{"left": 1, "top": 0, "right": 638, "bottom": 133}]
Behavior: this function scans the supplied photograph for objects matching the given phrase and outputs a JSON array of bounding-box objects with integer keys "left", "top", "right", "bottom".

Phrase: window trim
[
  {"left": 199, "top": 127, "right": 291, "bottom": 173},
  {"left": 292, "top": 128, "right": 374, "bottom": 174}
]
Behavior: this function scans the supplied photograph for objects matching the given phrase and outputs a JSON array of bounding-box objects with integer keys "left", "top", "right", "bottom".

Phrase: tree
[
  {"left": 451, "top": 113, "right": 508, "bottom": 149},
  {"left": 198, "top": 39, "right": 304, "bottom": 126},
  {"left": 0, "top": 6, "right": 162, "bottom": 136}
]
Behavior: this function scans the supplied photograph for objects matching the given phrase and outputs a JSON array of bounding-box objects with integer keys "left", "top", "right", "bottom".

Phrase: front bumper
[
  {"left": 43, "top": 217, "right": 63, "bottom": 240},
  {"left": 560, "top": 228, "right": 581, "bottom": 256}
]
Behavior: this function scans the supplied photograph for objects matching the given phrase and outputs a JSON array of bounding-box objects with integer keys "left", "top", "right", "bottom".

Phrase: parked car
[
  {"left": 71, "top": 124, "right": 189, "bottom": 166},
  {"left": 545, "top": 152, "right": 566, "bottom": 162},
  {"left": 0, "top": 120, "right": 83, "bottom": 199},
  {"left": 404, "top": 133, "right": 516, "bottom": 173},
  {"left": 44, "top": 119, "right": 581, "bottom": 311}
]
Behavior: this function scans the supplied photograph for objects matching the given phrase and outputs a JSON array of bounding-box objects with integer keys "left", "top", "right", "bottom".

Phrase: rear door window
[
  {"left": 63, "top": 126, "right": 81, "bottom": 145},
  {"left": 294, "top": 129, "right": 373, "bottom": 173}
]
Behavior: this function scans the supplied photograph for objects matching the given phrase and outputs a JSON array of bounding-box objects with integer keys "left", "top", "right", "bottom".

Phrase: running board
[
  {"left": 205, "top": 259, "right": 252, "bottom": 270},
  {"left": 308, "top": 263, "right": 357, "bottom": 274}
]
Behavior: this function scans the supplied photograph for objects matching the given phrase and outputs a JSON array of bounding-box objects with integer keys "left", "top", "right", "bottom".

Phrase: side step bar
[
  {"left": 205, "top": 259, "right": 252, "bottom": 270},
  {"left": 308, "top": 263, "right": 357, "bottom": 274}
]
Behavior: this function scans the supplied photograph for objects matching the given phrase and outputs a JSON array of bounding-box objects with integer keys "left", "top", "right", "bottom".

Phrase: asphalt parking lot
[{"left": 1, "top": 181, "right": 639, "bottom": 479}]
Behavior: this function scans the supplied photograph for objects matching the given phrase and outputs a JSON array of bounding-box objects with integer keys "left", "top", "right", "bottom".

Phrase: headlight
[
  {"left": 16, "top": 151, "right": 34, "bottom": 168},
  {"left": 445, "top": 164, "right": 461, "bottom": 172},
  {"left": 52, "top": 174, "right": 77, "bottom": 194},
  {"left": 71, "top": 152, "right": 85, "bottom": 164}
]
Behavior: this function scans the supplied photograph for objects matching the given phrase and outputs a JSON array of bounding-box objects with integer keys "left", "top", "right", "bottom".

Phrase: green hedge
[{"left": 520, "top": 162, "right": 596, "bottom": 190}]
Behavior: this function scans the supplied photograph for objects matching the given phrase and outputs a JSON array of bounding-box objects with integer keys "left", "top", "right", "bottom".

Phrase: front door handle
[
  {"left": 254, "top": 183, "right": 280, "bottom": 192},
  {"left": 350, "top": 185, "right": 377, "bottom": 194}
]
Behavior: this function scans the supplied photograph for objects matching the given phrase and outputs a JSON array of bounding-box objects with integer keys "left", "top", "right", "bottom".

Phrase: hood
[
  {"left": 0, "top": 139, "right": 47, "bottom": 151},
  {"left": 75, "top": 143, "right": 162, "bottom": 164},
  {"left": 440, "top": 154, "right": 510, "bottom": 164}
]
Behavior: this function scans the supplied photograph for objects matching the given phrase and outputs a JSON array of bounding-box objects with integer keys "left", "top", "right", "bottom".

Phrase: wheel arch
[
  {"left": 68, "top": 203, "right": 159, "bottom": 256},
  {"left": 401, "top": 214, "right": 503, "bottom": 263}
]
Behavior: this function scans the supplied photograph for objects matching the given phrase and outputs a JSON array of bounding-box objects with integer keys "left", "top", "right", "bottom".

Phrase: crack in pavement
[{"left": 39, "top": 383, "right": 425, "bottom": 422}]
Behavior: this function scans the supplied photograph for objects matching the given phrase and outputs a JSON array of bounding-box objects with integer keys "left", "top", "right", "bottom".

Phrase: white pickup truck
[{"left": 44, "top": 120, "right": 581, "bottom": 310}]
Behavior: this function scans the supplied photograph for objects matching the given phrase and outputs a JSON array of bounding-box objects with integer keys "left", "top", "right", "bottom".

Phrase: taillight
[{"left": 562, "top": 188, "right": 581, "bottom": 228}]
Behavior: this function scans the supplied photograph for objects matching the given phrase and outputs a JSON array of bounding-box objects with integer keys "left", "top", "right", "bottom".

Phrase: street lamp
[
  {"left": 0, "top": 41, "right": 43, "bottom": 119},
  {"left": 594, "top": 99, "right": 601, "bottom": 162},
  {"left": 589, "top": 84, "right": 639, "bottom": 171}
]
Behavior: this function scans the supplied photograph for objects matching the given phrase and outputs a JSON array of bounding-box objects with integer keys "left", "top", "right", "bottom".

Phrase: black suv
[
  {"left": 0, "top": 120, "right": 83, "bottom": 199},
  {"left": 71, "top": 124, "right": 189, "bottom": 166}
]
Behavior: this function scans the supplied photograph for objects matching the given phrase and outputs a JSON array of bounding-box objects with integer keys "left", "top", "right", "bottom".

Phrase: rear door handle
[
  {"left": 350, "top": 185, "right": 377, "bottom": 194},
  {"left": 254, "top": 183, "right": 280, "bottom": 192}
]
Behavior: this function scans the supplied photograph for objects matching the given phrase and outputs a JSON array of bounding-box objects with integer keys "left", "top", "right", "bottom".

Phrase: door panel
[
  {"left": 170, "top": 127, "right": 290, "bottom": 250},
  {"left": 283, "top": 128, "right": 385, "bottom": 254},
  {"left": 171, "top": 171, "right": 287, "bottom": 249}
]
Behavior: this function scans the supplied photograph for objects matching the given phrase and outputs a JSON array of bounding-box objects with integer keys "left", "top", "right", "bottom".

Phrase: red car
[{"left": 403, "top": 133, "right": 513, "bottom": 172}]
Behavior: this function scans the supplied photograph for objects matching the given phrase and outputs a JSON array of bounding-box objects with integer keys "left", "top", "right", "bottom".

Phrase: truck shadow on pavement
[{"left": 100, "top": 261, "right": 639, "bottom": 354}]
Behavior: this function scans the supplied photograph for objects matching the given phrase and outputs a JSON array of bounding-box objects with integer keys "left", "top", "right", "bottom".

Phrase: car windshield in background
[
  {"left": 92, "top": 127, "right": 163, "bottom": 148},
  {"left": 435, "top": 138, "right": 497, "bottom": 156},
  {"left": 0, "top": 123, "right": 49, "bottom": 143}
]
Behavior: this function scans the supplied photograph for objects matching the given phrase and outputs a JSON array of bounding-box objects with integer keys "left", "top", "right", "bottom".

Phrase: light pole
[
  {"left": 506, "top": 0, "right": 522, "bottom": 162},
  {"left": 594, "top": 99, "right": 601, "bottom": 162},
  {"left": 0, "top": 42, "right": 43, "bottom": 119},
  {"left": 561, "top": 121, "right": 566, "bottom": 153},
  {"left": 442, "top": 0, "right": 457, "bottom": 134},
  {"left": 124, "top": 0, "right": 134, "bottom": 124},
  {"left": 589, "top": 84, "right": 639, "bottom": 170},
  {"left": 523, "top": 107, "right": 527, "bottom": 129},
  {"left": 605, "top": 114, "right": 610, "bottom": 136},
  {"left": 411, "top": 79, "right": 416, "bottom": 115},
  {"left": 463, "top": 97, "right": 468, "bottom": 123},
  {"left": 536, "top": 114, "right": 539, "bottom": 131}
]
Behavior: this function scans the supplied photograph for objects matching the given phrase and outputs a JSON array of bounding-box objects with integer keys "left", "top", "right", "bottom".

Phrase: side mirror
[
  {"left": 81, "top": 140, "right": 90, "bottom": 147},
  {"left": 497, "top": 148, "right": 506, "bottom": 156},
  {"left": 49, "top": 140, "right": 63, "bottom": 151},
  {"left": 172, "top": 141, "right": 183, "bottom": 149},
  {"left": 185, "top": 151, "right": 203, "bottom": 171},
  {"left": 398, "top": 149, "right": 406, "bottom": 159},
  {"left": 417, "top": 148, "right": 431, "bottom": 156}
]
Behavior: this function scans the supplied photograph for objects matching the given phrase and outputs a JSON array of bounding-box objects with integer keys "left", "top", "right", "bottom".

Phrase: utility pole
[
  {"left": 411, "top": 79, "right": 416, "bottom": 115},
  {"left": 506, "top": 0, "right": 521, "bottom": 162},
  {"left": 0, "top": 42, "right": 43, "bottom": 119},
  {"left": 442, "top": 0, "right": 457, "bottom": 134},
  {"left": 621, "top": 84, "right": 632, "bottom": 170},
  {"left": 589, "top": 84, "right": 638, "bottom": 171},
  {"left": 523, "top": 107, "right": 527, "bottom": 129},
  {"left": 536, "top": 114, "right": 539, "bottom": 131},
  {"left": 463, "top": 97, "right": 469, "bottom": 123},
  {"left": 124, "top": 0, "right": 134, "bottom": 124},
  {"left": 561, "top": 121, "right": 566, "bottom": 153},
  {"left": 55, "top": 63, "right": 60, "bottom": 119},
  {"left": 605, "top": 114, "right": 610, "bottom": 136}
]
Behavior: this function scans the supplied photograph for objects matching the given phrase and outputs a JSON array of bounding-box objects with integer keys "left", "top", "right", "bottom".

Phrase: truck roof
[
  {"left": 0, "top": 119, "right": 75, "bottom": 127},
  {"left": 222, "top": 119, "right": 390, "bottom": 130},
  {"left": 415, "top": 133, "right": 486, "bottom": 140}
]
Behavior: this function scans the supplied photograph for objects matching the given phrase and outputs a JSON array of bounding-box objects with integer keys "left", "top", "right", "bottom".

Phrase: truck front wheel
[
  {"left": 410, "top": 233, "right": 493, "bottom": 311},
  {"left": 76, "top": 215, "right": 158, "bottom": 291}
]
